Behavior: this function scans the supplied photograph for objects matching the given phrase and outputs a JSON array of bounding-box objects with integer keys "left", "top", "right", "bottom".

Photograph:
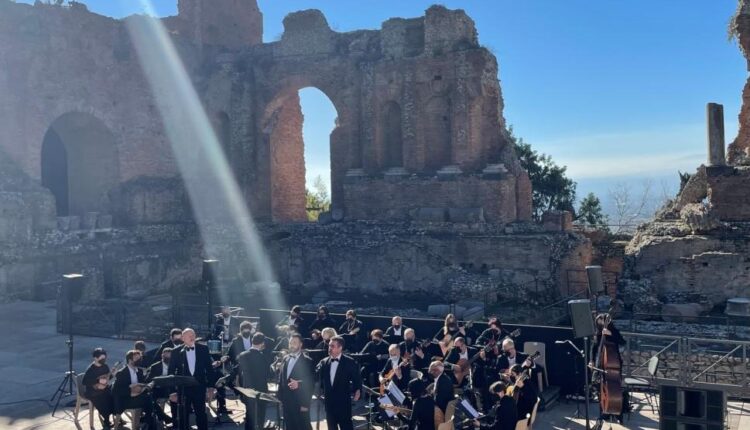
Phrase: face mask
[
  {"left": 394, "top": 324, "right": 401, "bottom": 329},
  {"left": 173, "top": 339, "right": 183, "bottom": 345},
  {"left": 242, "top": 330, "right": 252, "bottom": 338},
  {"left": 318, "top": 314, "right": 325, "bottom": 319},
  {"left": 163, "top": 357, "right": 171, "bottom": 365}
]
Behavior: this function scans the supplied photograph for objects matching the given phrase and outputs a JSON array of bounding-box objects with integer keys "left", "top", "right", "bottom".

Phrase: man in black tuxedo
[
  {"left": 428, "top": 361, "right": 453, "bottom": 414},
  {"left": 233, "top": 332, "right": 273, "bottom": 430},
  {"left": 168, "top": 328, "right": 217, "bottom": 430},
  {"left": 278, "top": 334, "right": 314, "bottom": 430},
  {"left": 317, "top": 336, "right": 362, "bottom": 430}
]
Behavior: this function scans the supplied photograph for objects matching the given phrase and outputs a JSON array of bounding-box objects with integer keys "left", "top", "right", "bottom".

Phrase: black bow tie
[
  {"left": 185, "top": 346, "right": 194, "bottom": 351},
  {"left": 331, "top": 358, "right": 339, "bottom": 363}
]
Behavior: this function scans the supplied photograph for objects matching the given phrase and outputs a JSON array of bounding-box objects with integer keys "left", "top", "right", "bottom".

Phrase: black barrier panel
[{"left": 259, "top": 309, "right": 585, "bottom": 395}]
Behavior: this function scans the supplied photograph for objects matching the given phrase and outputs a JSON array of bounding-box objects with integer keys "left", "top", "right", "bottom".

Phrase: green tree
[
  {"left": 510, "top": 127, "right": 577, "bottom": 220},
  {"left": 305, "top": 175, "right": 331, "bottom": 221},
  {"left": 577, "top": 192, "right": 609, "bottom": 231}
]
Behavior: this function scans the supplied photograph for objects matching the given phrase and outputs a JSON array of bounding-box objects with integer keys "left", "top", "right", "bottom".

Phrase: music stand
[
  {"left": 152, "top": 375, "right": 199, "bottom": 430},
  {"left": 234, "top": 387, "right": 280, "bottom": 430}
]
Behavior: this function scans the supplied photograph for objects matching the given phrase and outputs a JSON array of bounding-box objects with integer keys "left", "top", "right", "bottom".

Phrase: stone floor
[{"left": 0, "top": 300, "right": 749, "bottom": 430}]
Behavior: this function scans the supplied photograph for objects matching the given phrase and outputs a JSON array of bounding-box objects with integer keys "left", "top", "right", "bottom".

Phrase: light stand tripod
[
  {"left": 50, "top": 276, "right": 78, "bottom": 416},
  {"left": 558, "top": 338, "right": 591, "bottom": 430}
]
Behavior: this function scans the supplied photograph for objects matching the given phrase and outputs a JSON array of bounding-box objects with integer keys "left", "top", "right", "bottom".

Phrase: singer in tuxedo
[
  {"left": 234, "top": 332, "right": 273, "bottom": 430},
  {"left": 168, "top": 328, "right": 216, "bottom": 430},
  {"left": 316, "top": 336, "right": 362, "bottom": 430},
  {"left": 278, "top": 334, "right": 314, "bottom": 430}
]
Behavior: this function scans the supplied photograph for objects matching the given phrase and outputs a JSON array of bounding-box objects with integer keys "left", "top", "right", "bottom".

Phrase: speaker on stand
[
  {"left": 51, "top": 273, "right": 84, "bottom": 416},
  {"left": 567, "top": 298, "right": 596, "bottom": 430}
]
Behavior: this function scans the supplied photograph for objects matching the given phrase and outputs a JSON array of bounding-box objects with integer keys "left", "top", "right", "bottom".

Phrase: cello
[{"left": 595, "top": 311, "right": 623, "bottom": 415}]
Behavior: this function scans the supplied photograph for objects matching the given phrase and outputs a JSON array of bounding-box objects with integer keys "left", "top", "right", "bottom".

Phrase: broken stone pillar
[{"left": 707, "top": 103, "right": 726, "bottom": 166}]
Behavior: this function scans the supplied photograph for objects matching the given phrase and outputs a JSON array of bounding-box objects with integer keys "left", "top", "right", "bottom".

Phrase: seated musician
[
  {"left": 399, "top": 329, "right": 427, "bottom": 372},
  {"left": 276, "top": 305, "right": 305, "bottom": 335},
  {"left": 226, "top": 320, "right": 256, "bottom": 364},
  {"left": 307, "top": 329, "right": 322, "bottom": 349},
  {"left": 81, "top": 348, "right": 115, "bottom": 429},
  {"left": 407, "top": 379, "right": 435, "bottom": 430},
  {"left": 384, "top": 316, "right": 409, "bottom": 343},
  {"left": 316, "top": 327, "right": 337, "bottom": 350},
  {"left": 427, "top": 361, "right": 453, "bottom": 416},
  {"left": 472, "top": 381, "right": 517, "bottom": 430},
  {"left": 153, "top": 328, "right": 183, "bottom": 362},
  {"left": 339, "top": 309, "right": 364, "bottom": 351},
  {"left": 433, "top": 314, "right": 464, "bottom": 344},
  {"left": 213, "top": 306, "right": 236, "bottom": 344},
  {"left": 496, "top": 339, "right": 534, "bottom": 375},
  {"left": 133, "top": 340, "right": 154, "bottom": 368},
  {"left": 508, "top": 364, "right": 537, "bottom": 422},
  {"left": 145, "top": 347, "right": 178, "bottom": 421},
  {"left": 477, "top": 318, "right": 508, "bottom": 347},
  {"left": 380, "top": 344, "right": 409, "bottom": 393},
  {"left": 112, "top": 349, "right": 172, "bottom": 427},
  {"left": 361, "top": 329, "right": 390, "bottom": 390},
  {"left": 307, "top": 305, "right": 336, "bottom": 335},
  {"left": 444, "top": 337, "right": 477, "bottom": 401}
]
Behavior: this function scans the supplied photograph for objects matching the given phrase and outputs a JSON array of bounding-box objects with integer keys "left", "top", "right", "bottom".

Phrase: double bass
[{"left": 595, "top": 311, "right": 623, "bottom": 415}]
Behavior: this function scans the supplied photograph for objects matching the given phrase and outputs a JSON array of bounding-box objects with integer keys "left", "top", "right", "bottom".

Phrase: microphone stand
[{"left": 557, "top": 339, "right": 591, "bottom": 430}]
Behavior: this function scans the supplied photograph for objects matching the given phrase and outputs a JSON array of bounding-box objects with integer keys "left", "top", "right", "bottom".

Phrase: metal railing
[{"left": 621, "top": 331, "right": 750, "bottom": 397}]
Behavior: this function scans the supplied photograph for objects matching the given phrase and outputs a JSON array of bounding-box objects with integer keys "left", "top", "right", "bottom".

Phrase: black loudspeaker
[
  {"left": 585, "top": 265, "right": 604, "bottom": 295},
  {"left": 568, "top": 299, "right": 595, "bottom": 338},
  {"left": 59, "top": 273, "right": 84, "bottom": 302},
  {"left": 660, "top": 386, "right": 725, "bottom": 430},
  {"left": 202, "top": 259, "right": 218, "bottom": 287}
]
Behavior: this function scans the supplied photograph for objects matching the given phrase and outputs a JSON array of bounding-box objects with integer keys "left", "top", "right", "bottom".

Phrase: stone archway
[
  {"left": 40, "top": 112, "right": 119, "bottom": 217},
  {"left": 261, "top": 84, "right": 343, "bottom": 223}
]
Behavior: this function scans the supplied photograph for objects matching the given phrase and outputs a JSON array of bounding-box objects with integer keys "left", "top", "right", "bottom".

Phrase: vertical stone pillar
[{"left": 707, "top": 103, "right": 726, "bottom": 166}]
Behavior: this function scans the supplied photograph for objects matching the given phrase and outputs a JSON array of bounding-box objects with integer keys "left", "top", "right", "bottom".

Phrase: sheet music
[
  {"left": 378, "top": 395, "right": 397, "bottom": 419},
  {"left": 387, "top": 381, "right": 406, "bottom": 405},
  {"left": 459, "top": 398, "right": 480, "bottom": 419}
]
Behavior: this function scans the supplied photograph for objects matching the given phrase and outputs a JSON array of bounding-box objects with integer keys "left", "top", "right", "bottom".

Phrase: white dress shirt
[
  {"left": 330, "top": 355, "right": 341, "bottom": 385},
  {"left": 286, "top": 353, "right": 300, "bottom": 379},
  {"left": 242, "top": 336, "right": 252, "bottom": 351},
  {"left": 187, "top": 347, "right": 196, "bottom": 375},
  {"left": 128, "top": 365, "right": 139, "bottom": 384}
]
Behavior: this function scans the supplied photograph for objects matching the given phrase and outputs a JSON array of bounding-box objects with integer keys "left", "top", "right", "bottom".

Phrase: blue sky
[{"left": 18, "top": 0, "right": 747, "bottom": 218}]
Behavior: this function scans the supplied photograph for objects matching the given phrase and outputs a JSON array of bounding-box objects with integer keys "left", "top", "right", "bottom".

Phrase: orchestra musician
[
  {"left": 384, "top": 316, "right": 408, "bottom": 343},
  {"left": 276, "top": 305, "right": 305, "bottom": 334},
  {"left": 339, "top": 310, "right": 364, "bottom": 351},
  {"left": 317, "top": 327, "right": 338, "bottom": 350},
  {"left": 153, "top": 328, "right": 183, "bottom": 362},
  {"left": 380, "top": 344, "right": 409, "bottom": 393},
  {"left": 213, "top": 306, "right": 237, "bottom": 344},
  {"left": 444, "top": 337, "right": 478, "bottom": 402},
  {"left": 167, "top": 328, "right": 217, "bottom": 430},
  {"left": 427, "top": 361, "right": 453, "bottom": 416},
  {"left": 472, "top": 381, "right": 517, "bottom": 430},
  {"left": 277, "top": 333, "right": 314, "bottom": 430},
  {"left": 361, "top": 329, "right": 389, "bottom": 389},
  {"left": 496, "top": 339, "right": 534, "bottom": 375},
  {"left": 590, "top": 314, "right": 627, "bottom": 428},
  {"left": 227, "top": 320, "right": 257, "bottom": 363},
  {"left": 112, "top": 349, "right": 172, "bottom": 427},
  {"left": 307, "top": 305, "right": 337, "bottom": 335},
  {"left": 407, "top": 379, "right": 435, "bottom": 430},
  {"left": 433, "top": 313, "right": 465, "bottom": 343},
  {"left": 508, "top": 364, "right": 537, "bottom": 422},
  {"left": 316, "top": 336, "right": 362, "bottom": 430},
  {"left": 81, "top": 348, "right": 115, "bottom": 429},
  {"left": 145, "top": 347, "right": 178, "bottom": 424},
  {"left": 477, "top": 318, "right": 509, "bottom": 347},
  {"left": 399, "top": 328, "right": 428, "bottom": 371}
]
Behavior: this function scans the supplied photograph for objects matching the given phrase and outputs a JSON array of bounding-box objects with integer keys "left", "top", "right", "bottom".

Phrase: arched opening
[
  {"left": 264, "top": 87, "right": 338, "bottom": 222},
  {"left": 424, "top": 97, "right": 452, "bottom": 170},
  {"left": 382, "top": 101, "right": 404, "bottom": 168},
  {"left": 40, "top": 112, "right": 119, "bottom": 217}
]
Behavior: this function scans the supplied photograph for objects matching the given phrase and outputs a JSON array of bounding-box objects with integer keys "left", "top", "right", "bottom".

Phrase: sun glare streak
[{"left": 125, "top": 1, "right": 285, "bottom": 312}]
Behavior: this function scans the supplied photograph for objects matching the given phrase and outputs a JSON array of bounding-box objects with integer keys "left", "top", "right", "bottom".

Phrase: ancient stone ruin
[{"left": 0, "top": 0, "right": 592, "bottom": 329}]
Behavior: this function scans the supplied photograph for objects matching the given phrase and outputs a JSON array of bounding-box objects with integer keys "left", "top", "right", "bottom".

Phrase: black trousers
[
  {"left": 325, "top": 402, "right": 353, "bottom": 430},
  {"left": 89, "top": 392, "right": 114, "bottom": 422},
  {"left": 283, "top": 402, "right": 312, "bottom": 430},
  {"left": 181, "top": 386, "right": 208, "bottom": 430},
  {"left": 243, "top": 397, "right": 267, "bottom": 430}
]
